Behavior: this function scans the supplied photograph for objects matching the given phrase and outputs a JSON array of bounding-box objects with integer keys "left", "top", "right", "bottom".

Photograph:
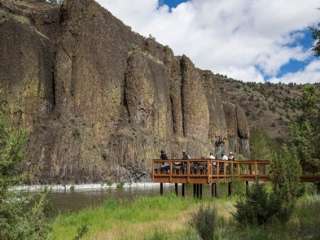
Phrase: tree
[
  {"left": 0, "top": 103, "right": 50, "bottom": 240},
  {"left": 289, "top": 86, "right": 320, "bottom": 175},
  {"left": 269, "top": 147, "right": 303, "bottom": 202},
  {"left": 250, "top": 129, "right": 273, "bottom": 160},
  {"left": 311, "top": 24, "right": 320, "bottom": 56}
]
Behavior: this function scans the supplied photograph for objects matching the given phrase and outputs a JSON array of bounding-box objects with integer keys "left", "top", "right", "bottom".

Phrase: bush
[
  {"left": 190, "top": 205, "right": 217, "bottom": 240},
  {"left": 234, "top": 183, "right": 292, "bottom": 226}
]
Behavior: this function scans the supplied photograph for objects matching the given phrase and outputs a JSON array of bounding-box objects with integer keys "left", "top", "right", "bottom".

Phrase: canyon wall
[{"left": 0, "top": 0, "right": 250, "bottom": 183}]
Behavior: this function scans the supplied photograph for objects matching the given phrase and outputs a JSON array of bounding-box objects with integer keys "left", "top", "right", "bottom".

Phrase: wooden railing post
[
  {"left": 169, "top": 160, "right": 172, "bottom": 183},
  {"left": 208, "top": 160, "right": 212, "bottom": 184},
  {"left": 237, "top": 162, "right": 240, "bottom": 177},
  {"left": 255, "top": 161, "right": 258, "bottom": 179},
  {"left": 152, "top": 160, "right": 154, "bottom": 181},
  {"left": 187, "top": 160, "right": 190, "bottom": 183}
]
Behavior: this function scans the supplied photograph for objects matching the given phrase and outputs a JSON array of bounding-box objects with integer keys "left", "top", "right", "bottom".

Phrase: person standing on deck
[
  {"left": 215, "top": 136, "right": 225, "bottom": 159},
  {"left": 209, "top": 152, "right": 217, "bottom": 175},
  {"left": 160, "top": 150, "right": 169, "bottom": 173},
  {"left": 228, "top": 152, "right": 235, "bottom": 161}
]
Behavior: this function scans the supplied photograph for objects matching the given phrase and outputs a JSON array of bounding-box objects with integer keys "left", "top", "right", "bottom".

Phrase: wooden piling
[
  {"left": 182, "top": 183, "right": 185, "bottom": 197},
  {"left": 245, "top": 181, "right": 249, "bottom": 195},
  {"left": 196, "top": 184, "right": 200, "bottom": 198},
  {"left": 228, "top": 182, "right": 232, "bottom": 197},
  {"left": 200, "top": 184, "right": 203, "bottom": 199},
  {"left": 175, "top": 183, "right": 178, "bottom": 196},
  {"left": 160, "top": 183, "right": 163, "bottom": 195},
  {"left": 211, "top": 183, "right": 217, "bottom": 197}
]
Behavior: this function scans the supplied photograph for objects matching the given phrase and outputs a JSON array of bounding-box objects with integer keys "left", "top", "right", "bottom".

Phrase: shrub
[
  {"left": 234, "top": 183, "right": 292, "bottom": 226},
  {"left": 190, "top": 205, "right": 217, "bottom": 240}
]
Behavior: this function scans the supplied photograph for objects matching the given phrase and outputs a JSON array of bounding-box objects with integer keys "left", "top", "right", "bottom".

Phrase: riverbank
[
  {"left": 10, "top": 182, "right": 172, "bottom": 192},
  {"left": 49, "top": 194, "right": 320, "bottom": 240}
]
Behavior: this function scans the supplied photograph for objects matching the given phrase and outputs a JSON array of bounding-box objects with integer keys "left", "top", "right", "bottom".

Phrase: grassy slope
[{"left": 49, "top": 193, "right": 320, "bottom": 240}]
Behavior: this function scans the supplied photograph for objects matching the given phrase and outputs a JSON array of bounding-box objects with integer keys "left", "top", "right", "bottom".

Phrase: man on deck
[{"left": 160, "top": 150, "right": 169, "bottom": 173}]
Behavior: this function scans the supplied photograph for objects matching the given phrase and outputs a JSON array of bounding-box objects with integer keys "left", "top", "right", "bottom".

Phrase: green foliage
[
  {"left": 311, "top": 25, "right": 320, "bottom": 56},
  {"left": 269, "top": 147, "right": 303, "bottom": 202},
  {"left": 250, "top": 129, "right": 273, "bottom": 160},
  {"left": 0, "top": 111, "right": 26, "bottom": 194},
  {"left": 190, "top": 205, "right": 217, "bottom": 240},
  {"left": 289, "top": 85, "right": 320, "bottom": 175},
  {"left": 234, "top": 183, "right": 290, "bottom": 226},
  {"left": 0, "top": 105, "right": 50, "bottom": 240},
  {"left": 73, "top": 224, "right": 89, "bottom": 240}
]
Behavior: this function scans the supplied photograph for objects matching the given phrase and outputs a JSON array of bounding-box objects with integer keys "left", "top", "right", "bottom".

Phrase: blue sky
[
  {"left": 159, "top": 0, "right": 187, "bottom": 8},
  {"left": 100, "top": 0, "right": 320, "bottom": 83}
]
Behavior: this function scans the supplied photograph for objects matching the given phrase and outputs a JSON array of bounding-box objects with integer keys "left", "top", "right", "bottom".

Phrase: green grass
[
  {"left": 49, "top": 191, "right": 320, "bottom": 240},
  {"left": 49, "top": 194, "right": 224, "bottom": 240}
]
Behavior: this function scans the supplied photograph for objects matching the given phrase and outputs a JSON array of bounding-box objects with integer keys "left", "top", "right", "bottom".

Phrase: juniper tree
[{"left": 0, "top": 102, "right": 50, "bottom": 240}]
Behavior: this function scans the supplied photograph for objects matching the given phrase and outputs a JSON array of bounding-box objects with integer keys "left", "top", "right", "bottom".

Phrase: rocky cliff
[{"left": 0, "top": 0, "right": 250, "bottom": 183}]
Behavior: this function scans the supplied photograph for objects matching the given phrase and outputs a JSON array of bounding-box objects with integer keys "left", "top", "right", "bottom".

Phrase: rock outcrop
[{"left": 0, "top": 0, "right": 250, "bottom": 183}]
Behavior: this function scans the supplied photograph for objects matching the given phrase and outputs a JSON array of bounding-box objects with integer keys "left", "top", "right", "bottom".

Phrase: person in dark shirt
[
  {"left": 160, "top": 150, "right": 169, "bottom": 173},
  {"left": 182, "top": 151, "right": 190, "bottom": 160},
  {"left": 160, "top": 150, "right": 168, "bottom": 160}
]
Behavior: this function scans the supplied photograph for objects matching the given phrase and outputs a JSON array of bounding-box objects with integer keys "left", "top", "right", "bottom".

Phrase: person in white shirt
[
  {"left": 228, "top": 152, "right": 235, "bottom": 161},
  {"left": 209, "top": 152, "right": 215, "bottom": 160},
  {"left": 222, "top": 155, "right": 228, "bottom": 160}
]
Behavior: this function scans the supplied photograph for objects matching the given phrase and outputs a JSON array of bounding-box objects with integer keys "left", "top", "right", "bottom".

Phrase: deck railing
[{"left": 152, "top": 159, "right": 270, "bottom": 184}]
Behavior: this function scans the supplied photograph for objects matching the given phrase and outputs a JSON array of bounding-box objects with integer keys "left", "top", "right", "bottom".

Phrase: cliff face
[{"left": 0, "top": 0, "right": 250, "bottom": 183}]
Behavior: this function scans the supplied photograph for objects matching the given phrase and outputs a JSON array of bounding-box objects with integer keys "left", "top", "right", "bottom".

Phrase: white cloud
[
  {"left": 270, "top": 60, "right": 320, "bottom": 84},
  {"left": 97, "top": 0, "right": 320, "bottom": 83}
]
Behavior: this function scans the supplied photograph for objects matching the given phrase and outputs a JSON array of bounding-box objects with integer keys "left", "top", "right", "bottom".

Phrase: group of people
[
  {"left": 159, "top": 149, "right": 235, "bottom": 174},
  {"left": 160, "top": 146, "right": 235, "bottom": 162},
  {"left": 209, "top": 152, "right": 235, "bottom": 161}
]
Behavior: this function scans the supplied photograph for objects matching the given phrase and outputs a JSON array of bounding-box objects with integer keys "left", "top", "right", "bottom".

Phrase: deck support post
[
  {"left": 160, "top": 183, "right": 163, "bottom": 195},
  {"left": 193, "top": 184, "right": 196, "bottom": 198},
  {"left": 175, "top": 183, "right": 178, "bottom": 196},
  {"left": 200, "top": 184, "right": 203, "bottom": 199},
  {"left": 228, "top": 182, "right": 232, "bottom": 197},
  {"left": 211, "top": 183, "right": 217, "bottom": 197},
  {"left": 196, "top": 184, "right": 200, "bottom": 198},
  {"left": 245, "top": 181, "right": 249, "bottom": 195},
  {"left": 182, "top": 183, "right": 185, "bottom": 197},
  {"left": 316, "top": 182, "right": 320, "bottom": 194}
]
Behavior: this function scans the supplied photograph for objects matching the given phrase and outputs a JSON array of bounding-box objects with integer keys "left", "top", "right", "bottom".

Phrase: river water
[{"left": 46, "top": 186, "right": 172, "bottom": 214}]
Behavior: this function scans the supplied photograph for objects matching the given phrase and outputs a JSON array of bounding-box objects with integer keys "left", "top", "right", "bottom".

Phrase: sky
[{"left": 97, "top": 0, "right": 320, "bottom": 84}]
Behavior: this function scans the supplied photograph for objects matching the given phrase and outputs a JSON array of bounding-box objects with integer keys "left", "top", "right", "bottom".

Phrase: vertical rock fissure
[
  {"left": 170, "top": 95, "right": 176, "bottom": 134},
  {"left": 123, "top": 71, "right": 131, "bottom": 123},
  {"left": 51, "top": 66, "right": 56, "bottom": 109},
  {"left": 180, "top": 58, "right": 186, "bottom": 137}
]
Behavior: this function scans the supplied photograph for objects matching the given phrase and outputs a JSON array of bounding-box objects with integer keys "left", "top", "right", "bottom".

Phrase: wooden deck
[{"left": 152, "top": 159, "right": 320, "bottom": 184}]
